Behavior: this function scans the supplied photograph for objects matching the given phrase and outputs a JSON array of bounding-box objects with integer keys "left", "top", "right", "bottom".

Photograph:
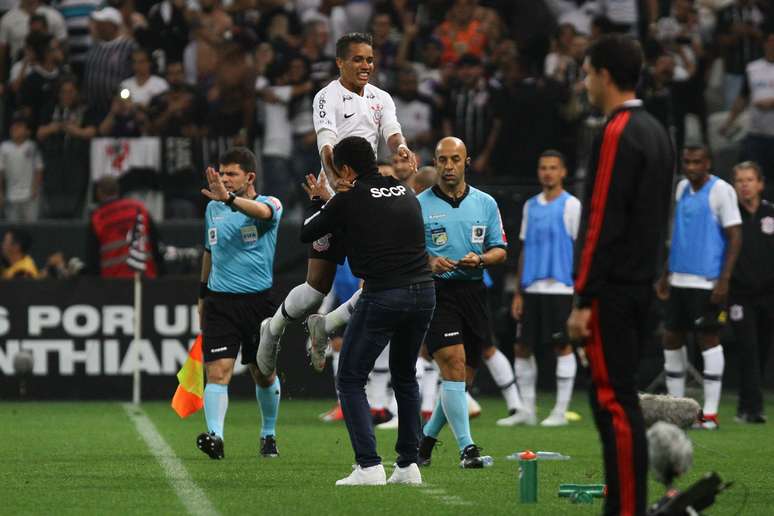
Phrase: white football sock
[
  {"left": 554, "top": 353, "right": 577, "bottom": 414},
  {"left": 415, "top": 357, "right": 425, "bottom": 381},
  {"left": 515, "top": 356, "right": 537, "bottom": 414},
  {"left": 325, "top": 289, "right": 362, "bottom": 333},
  {"left": 664, "top": 347, "right": 687, "bottom": 398},
  {"left": 702, "top": 345, "right": 724, "bottom": 415},
  {"left": 484, "top": 348, "right": 524, "bottom": 412},
  {"left": 420, "top": 360, "right": 439, "bottom": 413},
  {"left": 368, "top": 346, "right": 391, "bottom": 409},
  {"left": 269, "top": 282, "right": 325, "bottom": 335}
]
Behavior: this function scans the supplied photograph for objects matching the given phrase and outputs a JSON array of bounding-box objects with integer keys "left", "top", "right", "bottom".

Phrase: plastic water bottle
[{"left": 519, "top": 450, "right": 538, "bottom": 503}]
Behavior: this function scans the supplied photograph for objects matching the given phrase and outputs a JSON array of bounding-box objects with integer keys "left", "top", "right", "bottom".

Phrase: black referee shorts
[
  {"left": 425, "top": 280, "right": 491, "bottom": 370},
  {"left": 664, "top": 286, "right": 719, "bottom": 332},
  {"left": 202, "top": 290, "right": 277, "bottom": 364},
  {"left": 516, "top": 293, "right": 573, "bottom": 350},
  {"left": 307, "top": 231, "right": 346, "bottom": 265}
]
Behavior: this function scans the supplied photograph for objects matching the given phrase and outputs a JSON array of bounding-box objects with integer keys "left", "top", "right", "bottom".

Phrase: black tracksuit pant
[{"left": 586, "top": 284, "right": 651, "bottom": 516}]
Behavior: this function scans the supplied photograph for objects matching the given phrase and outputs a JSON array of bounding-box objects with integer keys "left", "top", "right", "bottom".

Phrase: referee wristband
[{"left": 199, "top": 282, "right": 209, "bottom": 299}]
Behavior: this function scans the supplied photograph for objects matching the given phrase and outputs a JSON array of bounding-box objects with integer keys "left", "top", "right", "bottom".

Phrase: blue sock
[
  {"left": 204, "top": 383, "right": 228, "bottom": 439},
  {"left": 256, "top": 376, "right": 281, "bottom": 438},
  {"left": 440, "top": 381, "right": 473, "bottom": 451},
  {"left": 422, "top": 396, "right": 447, "bottom": 438}
]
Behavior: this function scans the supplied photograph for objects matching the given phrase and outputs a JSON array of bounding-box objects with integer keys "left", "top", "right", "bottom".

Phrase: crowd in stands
[{"left": 0, "top": 0, "right": 772, "bottom": 225}]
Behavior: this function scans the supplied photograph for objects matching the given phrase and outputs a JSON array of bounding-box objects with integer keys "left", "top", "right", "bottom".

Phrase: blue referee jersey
[
  {"left": 417, "top": 185, "right": 507, "bottom": 281},
  {"left": 204, "top": 195, "right": 283, "bottom": 293}
]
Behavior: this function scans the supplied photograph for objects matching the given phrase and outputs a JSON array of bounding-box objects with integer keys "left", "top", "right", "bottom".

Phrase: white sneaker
[
  {"left": 335, "top": 464, "right": 387, "bottom": 486},
  {"left": 496, "top": 410, "right": 537, "bottom": 427},
  {"left": 540, "top": 410, "right": 568, "bottom": 427},
  {"left": 387, "top": 463, "right": 422, "bottom": 484},
  {"left": 305, "top": 314, "right": 329, "bottom": 372},
  {"left": 468, "top": 395, "right": 482, "bottom": 419},
  {"left": 376, "top": 417, "right": 400, "bottom": 430},
  {"left": 256, "top": 318, "right": 282, "bottom": 376}
]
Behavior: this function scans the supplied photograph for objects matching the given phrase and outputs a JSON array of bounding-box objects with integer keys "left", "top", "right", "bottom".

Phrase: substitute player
[
  {"left": 567, "top": 35, "right": 674, "bottom": 516},
  {"left": 196, "top": 147, "right": 283, "bottom": 460},
  {"left": 417, "top": 136, "right": 507, "bottom": 468},
  {"left": 505, "top": 150, "right": 581, "bottom": 427},
  {"left": 656, "top": 145, "right": 742, "bottom": 429},
  {"left": 257, "top": 32, "right": 413, "bottom": 375}
]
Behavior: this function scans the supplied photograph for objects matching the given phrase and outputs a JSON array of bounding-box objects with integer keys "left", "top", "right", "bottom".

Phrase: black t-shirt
[
  {"left": 731, "top": 200, "right": 774, "bottom": 295},
  {"left": 300, "top": 171, "right": 432, "bottom": 291}
]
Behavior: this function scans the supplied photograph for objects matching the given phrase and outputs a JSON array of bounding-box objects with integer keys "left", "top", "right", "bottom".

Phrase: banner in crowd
[
  {"left": 90, "top": 138, "right": 162, "bottom": 180},
  {"left": 0, "top": 278, "right": 332, "bottom": 400}
]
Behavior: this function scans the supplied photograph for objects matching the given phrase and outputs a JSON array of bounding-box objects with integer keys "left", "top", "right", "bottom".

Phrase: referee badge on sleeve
[
  {"left": 431, "top": 227, "right": 448, "bottom": 246},
  {"left": 208, "top": 228, "right": 218, "bottom": 246},
  {"left": 471, "top": 225, "right": 486, "bottom": 244}
]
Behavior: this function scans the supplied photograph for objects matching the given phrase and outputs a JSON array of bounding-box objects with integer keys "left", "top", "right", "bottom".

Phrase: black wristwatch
[
  {"left": 224, "top": 191, "right": 237, "bottom": 211},
  {"left": 477, "top": 254, "right": 485, "bottom": 269}
]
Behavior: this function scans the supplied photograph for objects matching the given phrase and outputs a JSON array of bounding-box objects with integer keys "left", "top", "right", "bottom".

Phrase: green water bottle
[{"left": 519, "top": 450, "right": 538, "bottom": 503}]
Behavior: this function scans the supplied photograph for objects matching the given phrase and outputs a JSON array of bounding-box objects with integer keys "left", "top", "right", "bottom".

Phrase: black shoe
[
  {"left": 460, "top": 444, "right": 484, "bottom": 469},
  {"left": 372, "top": 408, "right": 392, "bottom": 426},
  {"left": 735, "top": 413, "right": 767, "bottom": 424},
  {"left": 418, "top": 435, "right": 437, "bottom": 467},
  {"left": 197, "top": 432, "right": 224, "bottom": 460},
  {"left": 260, "top": 435, "right": 279, "bottom": 457}
]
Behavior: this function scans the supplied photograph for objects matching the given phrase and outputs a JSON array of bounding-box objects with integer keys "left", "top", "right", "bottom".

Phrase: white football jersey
[{"left": 312, "top": 79, "right": 402, "bottom": 157}]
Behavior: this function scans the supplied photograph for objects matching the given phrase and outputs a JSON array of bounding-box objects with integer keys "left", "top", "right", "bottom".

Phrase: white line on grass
[
  {"left": 122, "top": 403, "right": 220, "bottom": 516},
  {"left": 417, "top": 484, "right": 474, "bottom": 507}
]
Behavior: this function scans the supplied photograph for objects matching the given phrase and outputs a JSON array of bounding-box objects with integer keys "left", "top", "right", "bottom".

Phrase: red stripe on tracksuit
[
  {"left": 574, "top": 111, "right": 631, "bottom": 293},
  {"left": 587, "top": 301, "right": 636, "bottom": 516}
]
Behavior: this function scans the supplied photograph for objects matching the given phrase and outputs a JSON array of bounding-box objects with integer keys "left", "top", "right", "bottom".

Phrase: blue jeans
[{"left": 337, "top": 282, "right": 436, "bottom": 468}]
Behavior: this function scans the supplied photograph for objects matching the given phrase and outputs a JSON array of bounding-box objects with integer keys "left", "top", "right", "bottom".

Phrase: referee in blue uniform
[
  {"left": 196, "top": 147, "right": 284, "bottom": 460},
  {"left": 416, "top": 136, "right": 507, "bottom": 469}
]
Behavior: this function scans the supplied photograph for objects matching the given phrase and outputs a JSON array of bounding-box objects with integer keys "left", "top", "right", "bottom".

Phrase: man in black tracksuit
[
  {"left": 567, "top": 35, "right": 674, "bottom": 516},
  {"left": 729, "top": 161, "right": 774, "bottom": 424},
  {"left": 300, "top": 135, "right": 435, "bottom": 487}
]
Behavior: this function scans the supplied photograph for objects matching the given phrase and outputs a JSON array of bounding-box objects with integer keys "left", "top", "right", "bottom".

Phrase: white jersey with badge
[{"left": 312, "top": 79, "right": 402, "bottom": 157}]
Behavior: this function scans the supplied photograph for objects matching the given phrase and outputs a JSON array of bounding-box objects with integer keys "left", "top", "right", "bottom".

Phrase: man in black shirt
[
  {"left": 300, "top": 136, "right": 435, "bottom": 487},
  {"left": 729, "top": 161, "right": 774, "bottom": 424}
]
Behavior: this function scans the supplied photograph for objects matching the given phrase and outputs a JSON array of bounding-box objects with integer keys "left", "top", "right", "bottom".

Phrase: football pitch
[{"left": 2, "top": 396, "right": 772, "bottom": 515}]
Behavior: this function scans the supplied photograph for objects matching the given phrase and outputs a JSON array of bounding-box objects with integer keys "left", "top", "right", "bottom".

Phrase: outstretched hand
[
  {"left": 200, "top": 167, "right": 229, "bottom": 202},
  {"left": 302, "top": 173, "right": 333, "bottom": 201}
]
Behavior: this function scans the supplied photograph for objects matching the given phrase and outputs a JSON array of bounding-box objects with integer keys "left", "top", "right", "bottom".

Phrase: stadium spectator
[
  {"left": 392, "top": 66, "right": 436, "bottom": 164},
  {"left": 17, "top": 32, "right": 64, "bottom": 132},
  {"left": 184, "top": 0, "right": 232, "bottom": 90},
  {"left": 287, "top": 55, "right": 320, "bottom": 207},
  {"left": 56, "top": 0, "right": 100, "bottom": 78},
  {"left": 98, "top": 90, "right": 145, "bottom": 137},
  {"left": 638, "top": 39, "right": 676, "bottom": 135},
  {"left": 147, "top": 61, "right": 207, "bottom": 137},
  {"left": 434, "top": 0, "right": 487, "bottom": 65},
  {"left": 441, "top": 54, "right": 501, "bottom": 175},
  {"left": 0, "top": 113, "right": 42, "bottom": 221},
  {"left": 299, "top": 19, "right": 335, "bottom": 91},
  {"left": 36, "top": 76, "right": 98, "bottom": 218},
  {"left": 723, "top": 29, "right": 774, "bottom": 198},
  {"left": 118, "top": 48, "right": 169, "bottom": 108},
  {"left": 715, "top": 0, "right": 766, "bottom": 109},
  {"left": 729, "top": 161, "right": 774, "bottom": 424},
  {"left": 0, "top": 228, "right": 38, "bottom": 278},
  {"left": 369, "top": 9, "right": 399, "bottom": 87},
  {"left": 146, "top": 0, "right": 189, "bottom": 64},
  {"left": 397, "top": 30, "right": 443, "bottom": 105},
  {"left": 544, "top": 23, "right": 578, "bottom": 83},
  {"left": 83, "top": 6, "right": 137, "bottom": 120},
  {"left": 85, "top": 176, "right": 162, "bottom": 278},
  {"left": 113, "top": 0, "right": 150, "bottom": 47}
]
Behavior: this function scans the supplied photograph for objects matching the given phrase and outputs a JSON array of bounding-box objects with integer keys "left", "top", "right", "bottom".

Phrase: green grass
[{"left": 1, "top": 396, "right": 772, "bottom": 515}]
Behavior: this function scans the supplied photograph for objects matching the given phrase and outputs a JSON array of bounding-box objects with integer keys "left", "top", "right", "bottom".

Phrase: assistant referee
[
  {"left": 567, "top": 35, "right": 674, "bottom": 516},
  {"left": 300, "top": 136, "right": 434, "bottom": 487}
]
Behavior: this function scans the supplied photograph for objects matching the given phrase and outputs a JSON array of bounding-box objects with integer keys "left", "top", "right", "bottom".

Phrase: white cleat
[
  {"left": 387, "top": 463, "right": 422, "bottom": 485},
  {"left": 256, "top": 318, "right": 282, "bottom": 376},
  {"left": 376, "top": 417, "right": 400, "bottom": 430},
  {"left": 335, "top": 464, "right": 387, "bottom": 486},
  {"left": 496, "top": 410, "right": 537, "bottom": 427},
  {"left": 467, "top": 394, "right": 482, "bottom": 419},
  {"left": 540, "top": 410, "right": 569, "bottom": 427},
  {"left": 305, "top": 314, "right": 329, "bottom": 373}
]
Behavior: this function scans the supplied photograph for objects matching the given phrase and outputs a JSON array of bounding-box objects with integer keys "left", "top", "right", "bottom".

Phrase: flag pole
[{"left": 132, "top": 270, "right": 142, "bottom": 405}]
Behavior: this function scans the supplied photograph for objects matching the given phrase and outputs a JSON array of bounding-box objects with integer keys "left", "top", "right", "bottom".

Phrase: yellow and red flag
[{"left": 171, "top": 335, "right": 204, "bottom": 418}]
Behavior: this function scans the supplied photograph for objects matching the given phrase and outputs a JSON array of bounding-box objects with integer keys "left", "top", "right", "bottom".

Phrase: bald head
[
  {"left": 410, "top": 166, "right": 438, "bottom": 194},
  {"left": 434, "top": 137, "right": 469, "bottom": 192},
  {"left": 96, "top": 176, "right": 120, "bottom": 202}
]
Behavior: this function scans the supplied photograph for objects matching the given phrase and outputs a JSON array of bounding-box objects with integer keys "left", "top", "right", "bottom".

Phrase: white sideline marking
[
  {"left": 122, "top": 404, "right": 220, "bottom": 516},
  {"left": 418, "top": 484, "right": 474, "bottom": 507}
]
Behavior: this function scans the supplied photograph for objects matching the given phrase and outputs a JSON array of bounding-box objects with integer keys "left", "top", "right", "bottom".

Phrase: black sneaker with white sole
[
  {"left": 417, "top": 435, "right": 437, "bottom": 467},
  {"left": 459, "top": 444, "right": 484, "bottom": 469},
  {"left": 260, "top": 435, "right": 279, "bottom": 457},
  {"left": 197, "top": 432, "right": 224, "bottom": 460}
]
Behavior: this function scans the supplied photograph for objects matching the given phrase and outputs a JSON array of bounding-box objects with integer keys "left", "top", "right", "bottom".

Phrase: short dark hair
[
  {"left": 5, "top": 228, "right": 32, "bottom": 254},
  {"left": 587, "top": 34, "right": 643, "bottom": 92},
  {"left": 538, "top": 149, "right": 567, "bottom": 169},
  {"left": 682, "top": 144, "right": 710, "bottom": 159},
  {"left": 333, "top": 136, "right": 376, "bottom": 176},
  {"left": 732, "top": 160, "right": 764, "bottom": 182},
  {"left": 219, "top": 147, "right": 257, "bottom": 173},
  {"left": 336, "top": 32, "right": 373, "bottom": 59}
]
